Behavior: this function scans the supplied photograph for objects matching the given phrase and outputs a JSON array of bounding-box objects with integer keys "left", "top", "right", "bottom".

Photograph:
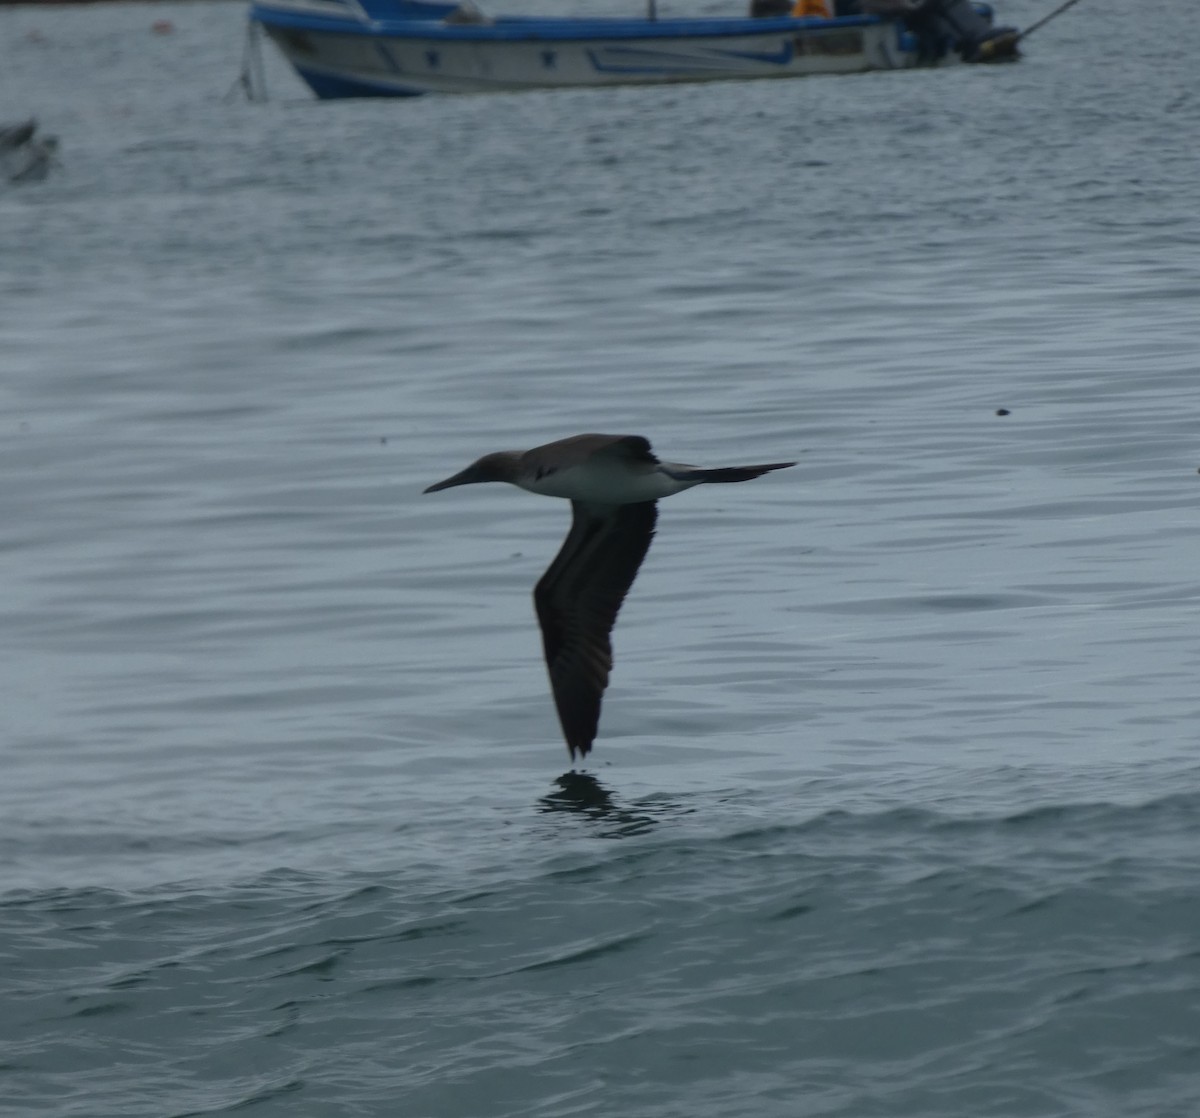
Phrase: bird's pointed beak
[{"left": 423, "top": 465, "right": 479, "bottom": 494}]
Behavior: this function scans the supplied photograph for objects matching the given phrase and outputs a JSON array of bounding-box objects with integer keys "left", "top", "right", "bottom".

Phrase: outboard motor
[
  {"left": 932, "top": 0, "right": 1019, "bottom": 59},
  {"left": 905, "top": 0, "right": 1020, "bottom": 61},
  {"left": 860, "top": 0, "right": 1019, "bottom": 61}
]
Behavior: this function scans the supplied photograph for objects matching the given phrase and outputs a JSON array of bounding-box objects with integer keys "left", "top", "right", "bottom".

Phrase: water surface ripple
[{"left": 2, "top": 0, "right": 1199, "bottom": 1114}]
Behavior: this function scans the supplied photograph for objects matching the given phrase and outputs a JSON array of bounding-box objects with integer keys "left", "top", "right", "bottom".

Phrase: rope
[{"left": 1018, "top": 0, "right": 1087, "bottom": 43}]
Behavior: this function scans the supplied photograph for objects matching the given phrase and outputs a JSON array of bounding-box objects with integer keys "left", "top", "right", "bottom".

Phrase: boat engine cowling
[
  {"left": 859, "top": 0, "right": 1019, "bottom": 61},
  {"left": 921, "top": 0, "right": 1017, "bottom": 59}
]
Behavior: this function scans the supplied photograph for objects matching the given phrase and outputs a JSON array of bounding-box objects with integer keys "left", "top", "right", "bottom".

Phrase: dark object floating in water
[
  {"left": 424, "top": 433, "right": 794, "bottom": 761},
  {"left": 0, "top": 119, "right": 59, "bottom": 184},
  {"left": 996, "top": 408, "right": 1011, "bottom": 416}
]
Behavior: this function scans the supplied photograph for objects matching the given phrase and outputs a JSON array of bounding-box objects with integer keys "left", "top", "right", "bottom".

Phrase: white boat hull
[
  {"left": 273, "top": 24, "right": 916, "bottom": 95},
  {"left": 249, "top": 1, "right": 1016, "bottom": 98}
]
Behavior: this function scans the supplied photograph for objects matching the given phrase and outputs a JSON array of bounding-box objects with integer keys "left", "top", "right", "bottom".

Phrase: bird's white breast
[{"left": 515, "top": 462, "right": 695, "bottom": 505}]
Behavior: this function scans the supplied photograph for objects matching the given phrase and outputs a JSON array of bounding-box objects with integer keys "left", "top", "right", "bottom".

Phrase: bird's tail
[{"left": 664, "top": 461, "right": 795, "bottom": 484}]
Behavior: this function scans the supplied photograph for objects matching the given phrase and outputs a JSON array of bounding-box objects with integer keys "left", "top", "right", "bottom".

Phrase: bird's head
[{"left": 423, "top": 451, "right": 520, "bottom": 493}]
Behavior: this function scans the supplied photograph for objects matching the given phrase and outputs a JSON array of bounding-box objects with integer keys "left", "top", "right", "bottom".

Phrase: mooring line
[{"left": 1018, "top": 0, "right": 1087, "bottom": 43}]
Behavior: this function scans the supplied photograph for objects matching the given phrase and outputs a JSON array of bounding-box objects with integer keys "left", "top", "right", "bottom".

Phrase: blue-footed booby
[{"left": 424, "top": 433, "right": 794, "bottom": 762}]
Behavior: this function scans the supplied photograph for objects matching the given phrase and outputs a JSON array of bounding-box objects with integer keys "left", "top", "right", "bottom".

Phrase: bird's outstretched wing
[
  {"left": 661, "top": 461, "right": 795, "bottom": 483},
  {"left": 534, "top": 500, "right": 657, "bottom": 760}
]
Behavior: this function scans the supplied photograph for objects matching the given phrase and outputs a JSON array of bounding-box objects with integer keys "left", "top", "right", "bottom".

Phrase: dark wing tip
[{"left": 666, "top": 461, "right": 796, "bottom": 484}]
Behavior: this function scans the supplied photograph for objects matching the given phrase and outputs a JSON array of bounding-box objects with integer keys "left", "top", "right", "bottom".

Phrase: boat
[{"left": 247, "top": 0, "right": 1020, "bottom": 100}]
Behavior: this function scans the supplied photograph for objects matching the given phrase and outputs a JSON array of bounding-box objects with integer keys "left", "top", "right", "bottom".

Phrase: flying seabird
[{"left": 423, "top": 433, "right": 794, "bottom": 762}]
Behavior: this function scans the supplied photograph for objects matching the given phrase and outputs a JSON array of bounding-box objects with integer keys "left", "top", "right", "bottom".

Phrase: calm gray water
[{"left": 2, "top": 0, "right": 1199, "bottom": 1114}]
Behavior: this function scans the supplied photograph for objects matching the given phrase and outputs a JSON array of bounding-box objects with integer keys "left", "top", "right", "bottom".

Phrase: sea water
[{"left": 2, "top": 1, "right": 1198, "bottom": 1114}]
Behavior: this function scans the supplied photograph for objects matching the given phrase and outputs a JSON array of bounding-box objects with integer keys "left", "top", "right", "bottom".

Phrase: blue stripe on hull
[
  {"left": 294, "top": 65, "right": 426, "bottom": 98},
  {"left": 585, "top": 40, "right": 795, "bottom": 74}
]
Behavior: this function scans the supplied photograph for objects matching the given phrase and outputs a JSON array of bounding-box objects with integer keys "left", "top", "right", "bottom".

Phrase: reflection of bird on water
[
  {"left": 537, "top": 772, "right": 661, "bottom": 837},
  {"left": 1, "top": 119, "right": 60, "bottom": 184},
  {"left": 424, "top": 433, "right": 793, "bottom": 762},
  {"left": 541, "top": 771, "right": 619, "bottom": 815}
]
